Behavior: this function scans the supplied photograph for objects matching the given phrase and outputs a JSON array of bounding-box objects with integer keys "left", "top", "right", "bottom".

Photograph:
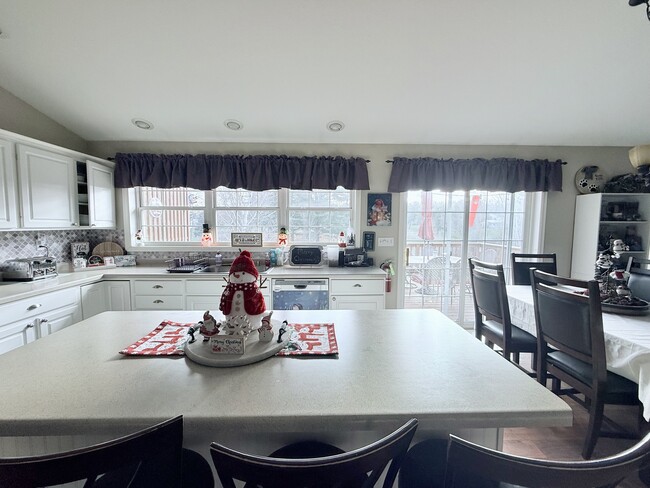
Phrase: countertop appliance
[
  {"left": 0, "top": 257, "right": 58, "bottom": 281},
  {"left": 343, "top": 248, "right": 369, "bottom": 267},
  {"left": 289, "top": 246, "right": 324, "bottom": 266},
  {"left": 272, "top": 279, "right": 329, "bottom": 310}
]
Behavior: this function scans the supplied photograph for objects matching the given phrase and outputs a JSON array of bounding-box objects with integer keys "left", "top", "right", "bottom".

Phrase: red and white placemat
[
  {"left": 120, "top": 320, "right": 193, "bottom": 356},
  {"left": 277, "top": 323, "right": 338, "bottom": 356}
]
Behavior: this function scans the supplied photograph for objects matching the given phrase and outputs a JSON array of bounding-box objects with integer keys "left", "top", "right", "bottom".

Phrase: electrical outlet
[{"left": 378, "top": 237, "right": 394, "bottom": 247}]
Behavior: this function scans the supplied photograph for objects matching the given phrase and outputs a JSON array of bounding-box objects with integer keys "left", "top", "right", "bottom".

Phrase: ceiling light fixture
[
  {"left": 629, "top": 0, "right": 650, "bottom": 21},
  {"left": 131, "top": 118, "right": 154, "bottom": 130},
  {"left": 326, "top": 121, "right": 345, "bottom": 132},
  {"left": 224, "top": 119, "right": 243, "bottom": 131}
]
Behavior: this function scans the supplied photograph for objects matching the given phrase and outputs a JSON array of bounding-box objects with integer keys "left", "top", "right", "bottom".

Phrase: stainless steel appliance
[
  {"left": 272, "top": 279, "right": 329, "bottom": 310},
  {"left": 0, "top": 257, "right": 58, "bottom": 281}
]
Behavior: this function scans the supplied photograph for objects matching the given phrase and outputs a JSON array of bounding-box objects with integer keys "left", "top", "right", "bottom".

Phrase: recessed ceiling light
[
  {"left": 131, "top": 118, "right": 154, "bottom": 130},
  {"left": 224, "top": 119, "right": 243, "bottom": 131},
  {"left": 326, "top": 120, "right": 345, "bottom": 132}
]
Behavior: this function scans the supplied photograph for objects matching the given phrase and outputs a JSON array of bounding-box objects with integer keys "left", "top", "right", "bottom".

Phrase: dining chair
[
  {"left": 468, "top": 258, "right": 537, "bottom": 368},
  {"left": 530, "top": 269, "right": 640, "bottom": 459},
  {"left": 0, "top": 416, "right": 186, "bottom": 488},
  {"left": 443, "top": 431, "right": 650, "bottom": 487},
  {"left": 510, "top": 252, "right": 557, "bottom": 285},
  {"left": 626, "top": 256, "right": 650, "bottom": 301},
  {"left": 209, "top": 418, "right": 418, "bottom": 488}
]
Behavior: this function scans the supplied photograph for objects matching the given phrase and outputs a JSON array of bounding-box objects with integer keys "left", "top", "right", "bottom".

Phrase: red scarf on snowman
[{"left": 219, "top": 251, "right": 266, "bottom": 316}]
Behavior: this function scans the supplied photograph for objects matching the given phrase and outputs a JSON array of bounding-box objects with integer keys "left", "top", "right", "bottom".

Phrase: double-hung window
[{"left": 129, "top": 186, "right": 354, "bottom": 248}]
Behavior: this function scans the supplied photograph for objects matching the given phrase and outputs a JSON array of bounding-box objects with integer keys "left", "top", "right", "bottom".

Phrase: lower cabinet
[
  {"left": 330, "top": 278, "right": 385, "bottom": 310},
  {"left": 132, "top": 279, "right": 184, "bottom": 310},
  {"left": 186, "top": 280, "right": 222, "bottom": 311},
  {"left": 0, "top": 287, "right": 81, "bottom": 355},
  {"left": 81, "top": 281, "right": 131, "bottom": 319}
]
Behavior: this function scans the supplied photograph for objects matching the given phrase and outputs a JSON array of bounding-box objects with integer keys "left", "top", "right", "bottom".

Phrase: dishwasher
[{"left": 272, "top": 279, "right": 329, "bottom": 310}]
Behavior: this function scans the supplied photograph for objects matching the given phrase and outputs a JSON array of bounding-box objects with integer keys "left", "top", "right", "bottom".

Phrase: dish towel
[
  {"left": 120, "top": 321, "right": 193, "bottom": 356},
  {"left": 277, "top": 323, "right": 339, "bottom": 356}
]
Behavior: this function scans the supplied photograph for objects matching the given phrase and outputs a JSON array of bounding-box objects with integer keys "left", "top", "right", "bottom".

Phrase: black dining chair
[
  {"left": 530, "top": 269, "right": 641, "bottom": 459},
  {"left": 511, "top": 252, "right": 557, "bottom": 285},
  {"left": 626, "top": 256, "right": 650, "bottom": 301},
  {"left": 0, "top": 416, "right": 195, "bottom": 488},
  {"left": 209, "top": 418, "right": 418, "bottom": 488},
  {"left": 468, "top": 258, "right": 537, "bottom": 368},
  {"left": 444, "top": 431, "right": 650, "bottom": 487}
]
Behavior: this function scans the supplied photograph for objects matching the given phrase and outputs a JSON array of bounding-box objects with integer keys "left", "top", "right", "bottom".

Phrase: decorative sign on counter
[
  {"left": 211, "top": 335, "right": 245, "bottom": 355},
  {"left": 230, "top": 232, "right": 263, "bottom": 247}
]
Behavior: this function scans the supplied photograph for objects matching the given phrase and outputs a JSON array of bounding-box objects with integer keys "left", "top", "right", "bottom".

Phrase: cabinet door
[
  {"left": 330, "top": 294, "right": 385, "bottom": 310},
  {"left": 0, "top": 319, "right": 36, "bottom": 355},
  {"left": 86, "top": 161, "right": 116, "bottom": 228},
  {"left": 36, "top": 303, "right": 82, "bottom": 337},
  {"left": 17, "top": 145, "right": 78, "bottom": 228},
  {"left": 186, "top": 295, "right": 220, "bottom": 311},
  {"left": 106, "top": 281, "right": 131, "bottom": 311},
  {"left": 81, "top": 282, "right": 109, "bottom": 319},
  {"left": 0, "top": 138, "right": 18, "bottom": 229}
]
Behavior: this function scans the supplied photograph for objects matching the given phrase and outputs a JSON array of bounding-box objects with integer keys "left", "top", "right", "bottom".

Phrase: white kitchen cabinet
[
  {"left": 81, "top": 281, "right": 131, "bottom": 319},
  {"left": 17, "top": 144, "right": 78, "bottom": 228},
  {"left": 0, "top": 138, "right": 18, "bottom": 229},
  {"left": 185, "top": 280, "right": 222, "bottom": 311},
  {"left": 571, "top": 193, "right": 650, "bottom": 280},
  {"left": 0, "top": 287, "right": 81, "bottom": 355},
  {"left": 330, "top": 278, "right": 385, "bottom": 310},
  {"left": 85, "top": 160, "right": 116, "bottom": 228},
  {"left": 133, "top": 279, "right": 185, "bottom": 310}
]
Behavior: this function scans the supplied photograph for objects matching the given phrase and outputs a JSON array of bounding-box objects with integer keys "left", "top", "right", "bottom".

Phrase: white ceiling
[{"left": 1, "top": 1, "right": 650, "bottom": 147}]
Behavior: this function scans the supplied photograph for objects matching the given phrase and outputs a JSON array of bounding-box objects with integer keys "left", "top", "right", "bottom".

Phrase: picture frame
[
  {"left": 367, "top": 193, "right": 392, "bottom": 226},
  {"left": 363, "top": 231, "right": 376, "bottom": 251},
  {"left": 231, "top": 232, "right": 263, "bottom": 247}
]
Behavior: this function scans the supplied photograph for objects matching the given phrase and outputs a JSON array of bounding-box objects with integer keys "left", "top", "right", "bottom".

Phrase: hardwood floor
[{"left": 503, "top": 393, "right": 649, "bottom": 487}]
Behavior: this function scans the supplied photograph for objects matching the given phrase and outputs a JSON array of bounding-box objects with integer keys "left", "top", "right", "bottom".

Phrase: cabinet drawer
[
  {"left": 185, "top": 280, "right": 224, "bottom": 295},
  {"left": 0, "top": 287, "right": 80, "bottom": 325},
  {"left": 133, "top": 280, "right": 184, "bottom": 295},
  {"left": 330, "top": 279, "right": 384, "bottom": 295},
  {"left": 134, "top": 295, "right": 185, "bottom": 310}
]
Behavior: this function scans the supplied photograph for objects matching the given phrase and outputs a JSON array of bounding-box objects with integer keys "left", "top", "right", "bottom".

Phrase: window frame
[{"left": 122, "top": 187, "right": 360, "bottom": 252}]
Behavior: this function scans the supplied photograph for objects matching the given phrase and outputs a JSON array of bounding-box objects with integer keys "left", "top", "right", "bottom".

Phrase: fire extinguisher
[
  {"left": 385, "top": 274, "right": 392, "bottom": 293},
  {"left": 380, "top": 260, "right": 394, "bottom": 293}
]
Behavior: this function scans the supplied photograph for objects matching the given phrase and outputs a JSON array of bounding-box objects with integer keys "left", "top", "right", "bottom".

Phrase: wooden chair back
[
  {"left": 511, "top": 252, "right": 557, "bottom": 285},
  {"left": 468, "top": 259, "right": 513, "bottom": 344},
  {"left": 444, "top": 431, "right": 650, "bottom": 488},
  {"left": 210, "top": 418, "right": 418, "bottom": 488},
  {"left": 0, "top": 416, "right": 183, "bottom": 488}
]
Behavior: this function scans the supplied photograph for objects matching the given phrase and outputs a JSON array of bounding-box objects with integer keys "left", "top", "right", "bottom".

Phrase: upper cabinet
[
  {"left": 0, "top": 138, "right": 18, "bottom": 229},
  {"left": 17, "top": 144, "right": 79, "bottom": 228},
  {"left": 0, "top": 129, "right": 116, "bottom": 230}
]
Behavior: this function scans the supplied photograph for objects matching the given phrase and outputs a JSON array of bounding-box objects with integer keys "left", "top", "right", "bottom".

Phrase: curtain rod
[{"left": 385, "top": 159, "right": 567, "bottom": 165}]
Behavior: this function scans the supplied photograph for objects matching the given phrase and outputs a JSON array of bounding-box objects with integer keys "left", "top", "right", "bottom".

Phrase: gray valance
[
  {"left": 114, "top": 153, "right": 370, "bottom": 191},
  {"left": 387, "top": 157, "right": 564, "bottom": 193}
]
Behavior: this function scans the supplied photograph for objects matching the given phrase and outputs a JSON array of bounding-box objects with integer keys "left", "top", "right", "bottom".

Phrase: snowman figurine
[
  {"left": 219, "top": 250, "right": 266, "bottom": 337},
  {"left": 258, "top": 311, "right": 274, "bottom": 343}
]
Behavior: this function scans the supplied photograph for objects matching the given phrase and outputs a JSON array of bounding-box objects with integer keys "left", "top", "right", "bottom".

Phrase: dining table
[
  {"left": 0, "top": 308, "right": 571, "bottom": 472},
  {"left": 507, "top": 284, "right": 650, "bottom": 420}
]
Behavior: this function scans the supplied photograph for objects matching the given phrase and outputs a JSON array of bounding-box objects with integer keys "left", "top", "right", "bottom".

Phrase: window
[{"left": 129, "top": 186, "right": 354, "bottom": 248}]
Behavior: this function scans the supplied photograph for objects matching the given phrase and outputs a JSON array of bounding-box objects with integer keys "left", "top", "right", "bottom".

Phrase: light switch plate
[{"left": 378, "top": 238, "right": 394, "bottom": 247}]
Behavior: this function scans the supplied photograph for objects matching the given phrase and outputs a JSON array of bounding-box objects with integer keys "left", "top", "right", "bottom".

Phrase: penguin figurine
[{"left": 219, "top": 250, "right": 266, "bottom": 337}]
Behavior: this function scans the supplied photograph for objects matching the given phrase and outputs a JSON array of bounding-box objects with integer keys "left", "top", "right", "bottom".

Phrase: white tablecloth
[{"left": 507, "top": 285, "right": 650, "bottom": 420}]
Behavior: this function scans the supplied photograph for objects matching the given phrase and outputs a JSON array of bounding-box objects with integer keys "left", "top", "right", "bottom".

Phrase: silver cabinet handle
[
  {"left": 153, "top": 299, "right": 164, "bottom": 304},
  {"left": 153, "top": 285, "right": 163, "bottom": 289},
  {"left": 354, "top": 283, "right": 362, "bottom": 287},
  {"left": 71, "top": 223, "right": 78, "bottom": 226},
  {"left": 26, "top": 304, "right": 42, "bottom": 311},
  {"left": 91, "top": 224, "right": 96, "bottom": 227},
  {"left": 25, "top": 323, "right": 34, "bottom": 329},
  {"left": 331, "top": 296, "right": 337, "bottom": 301}
]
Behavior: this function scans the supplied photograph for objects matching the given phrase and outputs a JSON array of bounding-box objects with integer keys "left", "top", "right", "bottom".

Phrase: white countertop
[
  {"left": 0, "top": 265, "right": 386, "bottom": 306},
  {"left": 0, "top": 309, "right": 571, "bottom": 448}
]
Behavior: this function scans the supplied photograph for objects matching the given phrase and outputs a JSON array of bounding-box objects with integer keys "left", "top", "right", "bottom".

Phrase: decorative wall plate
[{"left": 575, "top": 165, "right": 606, "bottom": 194}]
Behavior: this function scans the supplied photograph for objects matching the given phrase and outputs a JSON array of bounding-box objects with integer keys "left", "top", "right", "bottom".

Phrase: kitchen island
[{"left": 0, "top": 308, "right": 571, "bottom": 466}]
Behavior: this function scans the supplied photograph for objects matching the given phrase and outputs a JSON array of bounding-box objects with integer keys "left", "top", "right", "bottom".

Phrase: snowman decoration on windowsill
[{"left": 219, "top": 250, "right": 267, "bottom": 338}]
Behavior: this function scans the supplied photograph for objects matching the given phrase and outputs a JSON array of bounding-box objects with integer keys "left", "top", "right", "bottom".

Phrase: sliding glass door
[{"left": 400, "top": 190, "right": 543, "bottom": 328}]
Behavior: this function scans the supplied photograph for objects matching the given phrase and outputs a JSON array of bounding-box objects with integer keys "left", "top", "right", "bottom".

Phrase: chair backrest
[
  {"left": 511, "top": 253, "right": 557, "bottom": 285},
  {"left": 530, "top": 269, "right": 607, "bottom": 388},
  {"left": 444, "top": 431, "right": 650, "bottom": 487},
  {"left": 626, "top": 256, "right": 650, "bottom": 301},
  {"left": 210, "top": 418, "right": 418, "bottom": 488},
  {"left": 0, "top": 416, "right": 183, "bottom": 488},
  {"left": 468, "top": 258, "right": 514, "bottom": 341}
]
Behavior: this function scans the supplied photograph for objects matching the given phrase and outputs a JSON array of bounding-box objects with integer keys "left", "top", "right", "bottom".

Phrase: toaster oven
[{"left": 0, "top": 257, "right": 58, "bottom": 281}]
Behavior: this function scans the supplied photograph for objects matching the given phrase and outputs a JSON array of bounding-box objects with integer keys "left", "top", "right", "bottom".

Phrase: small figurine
[
  {"left": 258, "top": 311, "right": 274, "bottom": 343},
  {"left": 596, "top": 252, "right": 613, "bottom": 269},
  {"left": 278, "top": 227, "right": 288, "bottom": 246},
  {"left": 134, "top": 229, "right": 143, "bottom": 246},
  {"left": 219, "top": 250, "right": 267, "bottom": 337},
  {"left": 612, "top": 239, "right": 629, "bottom": 255},
  {"left": 277, "top": 320, "right": 288, "bottom": 344},
  {"left": 617, "top": 284, "right": 632, "bottom": 297},
  {"left": 201, "top": 224, "right": 214, "bottom": 247},
  {"left": 199, "top": 310, "right": 220, "bottom": 341}
]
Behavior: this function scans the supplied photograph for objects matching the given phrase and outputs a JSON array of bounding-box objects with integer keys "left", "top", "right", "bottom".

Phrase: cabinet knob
[
  {"left": 71, "top": 222, "right": 78, "bottom": 226},
  {"left": 153, "top": 299, "right": 164, "bottom": 304},
  {"left": 331, "top": 297, "right": 336, "bottom": 301},
  {"left": 153, "top": 285, "right": 163, "bottom": 289},
  {"left": 26, "top": 304, "right": 42, "bottom": 311}
]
